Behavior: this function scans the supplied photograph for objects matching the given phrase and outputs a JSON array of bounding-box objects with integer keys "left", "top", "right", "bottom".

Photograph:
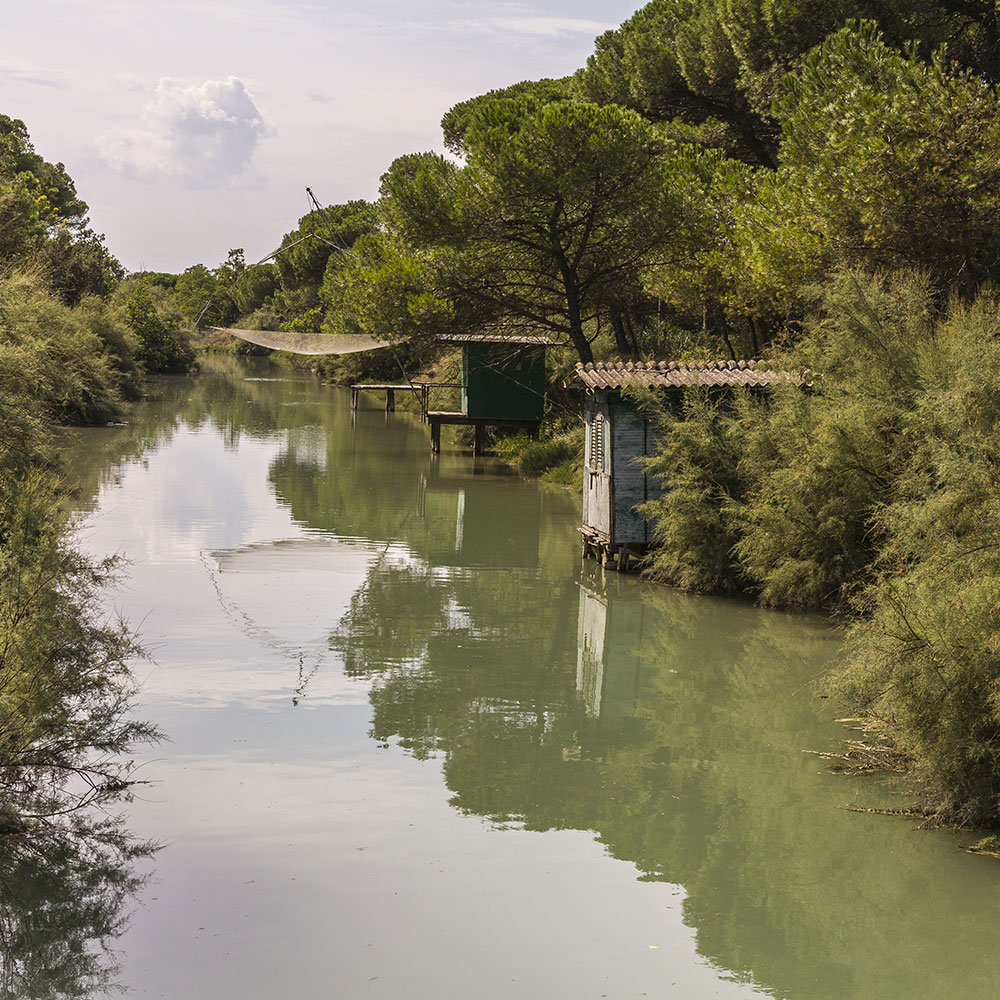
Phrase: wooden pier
[
  {"left": 426, "top": 412, "right": 541, "bottom": 456},
  {"left": 349, "top": 382, "right": 422, "bottom": 414},
  {"left": 350, "top": 382, "right": 541, "bottom": 456}
]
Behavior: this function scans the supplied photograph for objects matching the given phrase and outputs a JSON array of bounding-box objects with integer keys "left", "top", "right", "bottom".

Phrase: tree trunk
[
  {"left": 720, "top": 326, "right": 738, "bottom": 362},
  {"left": 983, "top": 3, "right": 1000, "bottom": 84},
  {"left": 549, "top": 211, "right": 594, "bottom": 364},
  {"left": 623, "top": 309, "right": 639, "bottom": 355},
  {"left": 609, "top": 309, "right": 631, "bottom": 358},
  {"left": 568, "top": 310, "right": 594, "bottom": 364},
  {"left": 748, "top": 314, "right": 761, "bottom": 358}
]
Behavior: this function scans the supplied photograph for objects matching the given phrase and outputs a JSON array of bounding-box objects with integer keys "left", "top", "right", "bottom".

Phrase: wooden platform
[
  {"left": 350, "top": 383, "right": 423, "bottom": 413},
  {"left": 350, "top": 384, "right": 542, "bottom": 455},
  {"left": 580, "top": 527, "right": 648, "bottom": 573},
  {"left": 426, "top": 412, "right": 541, "bottom": 455}
]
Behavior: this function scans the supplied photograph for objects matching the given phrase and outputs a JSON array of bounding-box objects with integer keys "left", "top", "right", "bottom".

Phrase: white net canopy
[{"left": 211, "top": 327, "right": 393, "bottom": 356}]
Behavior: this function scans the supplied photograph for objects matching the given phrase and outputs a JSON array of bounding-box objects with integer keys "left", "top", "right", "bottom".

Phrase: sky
[{"left": 4, "top": 0, "right": 642, "bottom": 273}]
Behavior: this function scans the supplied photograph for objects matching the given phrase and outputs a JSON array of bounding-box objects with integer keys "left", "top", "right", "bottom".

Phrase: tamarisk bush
[{"left": 642, "top": 272, "right": 1000, "bottom": 825}]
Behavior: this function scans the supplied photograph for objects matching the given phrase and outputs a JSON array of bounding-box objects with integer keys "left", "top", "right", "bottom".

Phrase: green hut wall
[{"left": 461, "top": 342, "right": 546, "bottom": 420}]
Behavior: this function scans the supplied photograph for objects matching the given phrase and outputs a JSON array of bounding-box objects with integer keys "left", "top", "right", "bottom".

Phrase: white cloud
[
  {"left": 482, "top": 17, "right": 612, "bottom": 38},
  {"left": 98, "top": 76, "right": 274, "bottom": 185}
]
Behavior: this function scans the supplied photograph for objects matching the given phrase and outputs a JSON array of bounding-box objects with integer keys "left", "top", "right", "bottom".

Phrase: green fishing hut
[{"left": 427, "top": 334, "right": 552, "bottom": 454}]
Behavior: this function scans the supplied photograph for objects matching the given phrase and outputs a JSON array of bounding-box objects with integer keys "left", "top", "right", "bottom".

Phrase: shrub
[
  {"left": 0, "top": 272, "right": 133, "bottom": 424},
  {"left": 123, "top": 282, "right": 195, "bottom": 374},
  {"left": 495, "top": 427, "right": 583, "bottom": 483},
  {"left": 639, "top": 388, "right": 750, "bottom": 593},
  {"left": 835, "top": 291, "right": 1000, "bottom": 826}
]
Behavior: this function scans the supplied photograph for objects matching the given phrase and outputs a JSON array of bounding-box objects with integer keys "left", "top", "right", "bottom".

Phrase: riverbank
[{"left": 0, "top": 272, "right": 165, "bottom": 834}]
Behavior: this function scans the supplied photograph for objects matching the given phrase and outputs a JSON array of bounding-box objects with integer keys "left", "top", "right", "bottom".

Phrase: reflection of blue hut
[
  {"left": 576, "top": 576, "right": 652, "bottom": 718},
  {"left": 575, "top": 360, "right": 801, "bottom": 570}
]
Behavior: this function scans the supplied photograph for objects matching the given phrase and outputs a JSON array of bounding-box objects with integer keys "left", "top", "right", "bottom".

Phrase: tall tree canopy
[
  {"left": 574, "top": 0, "right": 1000, "bottom": 165},
  {"left": 352, "top": 100, "right": 709, "bottom": 363},
  {"left": 0, "top": 115, "right": 122, "bottom": 302},
  {"left": 726, "top": 23, "right": 1000, "bottom": 311}
]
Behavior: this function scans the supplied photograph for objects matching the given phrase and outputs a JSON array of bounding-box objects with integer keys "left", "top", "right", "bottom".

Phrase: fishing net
[{"left": 211, "top": 327, "right": 392, "bottom": 356}]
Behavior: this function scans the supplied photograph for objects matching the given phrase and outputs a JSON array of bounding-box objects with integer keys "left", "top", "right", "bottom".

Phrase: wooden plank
[
  {"left": 426, "top": 412, "right": 541, "bottom": 428},
  {"left": 613, "top": 402, "right": 650, "bottom": 546},
  {"left": 350, "top": 383, "right": 417, "bottom": 391}
]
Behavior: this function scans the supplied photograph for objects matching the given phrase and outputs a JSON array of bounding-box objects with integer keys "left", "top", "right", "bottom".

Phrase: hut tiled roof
[{"left": 574, "top": 359, "right": 804, "bottom": 391}]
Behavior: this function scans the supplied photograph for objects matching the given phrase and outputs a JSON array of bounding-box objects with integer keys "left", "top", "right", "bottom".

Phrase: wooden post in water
[
  {"left": 385, "top": 388, "right": 395, "bottom": 413},
  {"left": 473, "top": 423, "right": 486, "bottom": 456}
]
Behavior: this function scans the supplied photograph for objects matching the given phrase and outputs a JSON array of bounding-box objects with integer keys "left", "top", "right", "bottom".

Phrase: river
[{"left": 33, "top": 356, "right": 1000, "bottom": 998}]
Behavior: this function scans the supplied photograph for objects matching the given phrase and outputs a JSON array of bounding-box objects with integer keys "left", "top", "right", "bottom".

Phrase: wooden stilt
[
  {"left": 385, "top": 388, "right": 395, "bottom": 412},
  {"left": 473, "top": 423, "right": 486, "bottom": 456},
  {"left": 430, "top": 422, "right": 441, "bottom": 454}
]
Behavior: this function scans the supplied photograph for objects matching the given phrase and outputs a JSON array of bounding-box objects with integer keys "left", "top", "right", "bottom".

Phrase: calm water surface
[{"left": 43, "top": 357, "right": 1000, "bottom": 998}]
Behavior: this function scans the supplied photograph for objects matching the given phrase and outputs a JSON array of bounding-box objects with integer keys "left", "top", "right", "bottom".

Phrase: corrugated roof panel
[{"left": 574, "top": 360, "right": 804, "bottom": 391}]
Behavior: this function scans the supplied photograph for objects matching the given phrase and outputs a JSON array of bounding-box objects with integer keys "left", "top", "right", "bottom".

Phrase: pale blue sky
[{"left": 4, "top": 1, "right": 641, "bottom": 272}]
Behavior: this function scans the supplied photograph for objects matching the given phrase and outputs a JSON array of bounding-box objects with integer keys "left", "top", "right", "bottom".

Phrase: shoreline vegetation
[
  {"left": 0, "top": 114, "right": 185, "bottom": 842},
  {"left": 7, "top": 0, "right": 1000, "bottom": 840}
]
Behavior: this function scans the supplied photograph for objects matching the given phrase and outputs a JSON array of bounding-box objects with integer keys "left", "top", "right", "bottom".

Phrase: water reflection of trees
[
  {"left": 332, "top": 558, "right": 1000, "bottom": 999},
  {"left": 0, "top": 812, "right": 154, "bottom": 1000},
  {"left": 268, "top": 384, "right": 577, "bottom": 570},
  {"left": 61, "top": 355, "right": 334, "bottom": 510}
]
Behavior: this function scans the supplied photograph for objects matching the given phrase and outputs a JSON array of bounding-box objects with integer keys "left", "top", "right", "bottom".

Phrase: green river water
[{"left": 28, "top": 356, "right": 1000, "bottom": 998}]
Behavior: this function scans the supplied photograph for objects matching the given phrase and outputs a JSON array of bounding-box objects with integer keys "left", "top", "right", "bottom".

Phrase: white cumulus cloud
[{"left": 98, "top": 76, "right": 274, "bottom": 184}]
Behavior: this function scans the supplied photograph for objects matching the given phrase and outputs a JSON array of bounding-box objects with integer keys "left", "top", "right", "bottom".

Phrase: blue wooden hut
[{"left": 575, "top": 360, "right": 801, "bottom": 570}]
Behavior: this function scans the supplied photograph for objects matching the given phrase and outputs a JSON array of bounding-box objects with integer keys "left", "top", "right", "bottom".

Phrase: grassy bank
[{"left": 492, "top": 426, "right": 584, "bottom": 487}]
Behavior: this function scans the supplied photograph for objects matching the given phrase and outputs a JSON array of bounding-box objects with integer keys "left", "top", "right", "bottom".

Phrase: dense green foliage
[
  {"left": 0, "top": 118, "right": 164, "bottom": 840},
  {"left": 123, "top": 281, "right": 196, "bottom": 374},
  {"left": 202, "top": 3, "right": 1000, "bottom": 367},
  {"left": 0, "top": 273, "right": 139, "bottom": 424},
  {"left": 834, "top": 291, "right": 1000, "bottom": 826},
  {"left": 642, "top": 273, "right": 929, "bottom": 603},
  {"left": 0, "top": 269, "right": 161, "bottom": 831},
  {"left": 1, "top": 114, "right": 124, "bottom": 303}
]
